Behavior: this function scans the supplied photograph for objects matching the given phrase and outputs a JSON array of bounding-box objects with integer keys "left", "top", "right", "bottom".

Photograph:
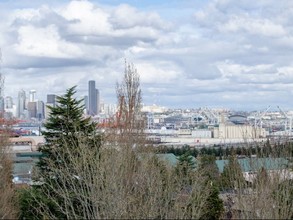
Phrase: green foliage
[
  {"left": 176, "top": 151, "right": 196, "bottom": 185},
  {"left": 199, "top": 155, "right": 224, "bottom": 219},
  {"left": 20, "top": 86, "right": 101, "bottom": 219},
  {"left": 38, "top": 86, "right": 99, "bottom": 174},
  {"left": 199, "top": 155, "right": 220, "bottom": 185},
  {"left": 159, "top": 141, "right": 293, "bottom": 160},
  {"left": 220, "top": 155, "right": 246, "bottom": 190},
  {"left": 274, "top": 180, "right": 293, "bottom": 218},
  {"left": 200, "top": 185, "right": 224, "bottom": 220},
  {"left": 177, "top": 151, "right": 196, "bottom": 170},
  {"left": 18, "top": 187, "right": 62, "bottom": 220}
]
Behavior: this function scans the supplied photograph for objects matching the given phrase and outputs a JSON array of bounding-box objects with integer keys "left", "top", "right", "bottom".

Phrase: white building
[
  {"left": 141, "top": 104, "right": 167, "bottom": 113},
  {"left": 214, "top": 123, "right": 266, "bottom": 139}
]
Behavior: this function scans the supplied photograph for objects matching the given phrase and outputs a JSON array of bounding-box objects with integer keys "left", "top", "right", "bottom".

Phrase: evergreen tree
[
  {"left": 218, "top": 146, "right": 223, "bottom": 159},
  {"left": 199, "top": 155, "right": 220, "bottom": 185},
  {"left": 221, "top": 155, "right": 246, "bottom": 190},
  {"left": 202, "top": 185, "right": 223, "bottom": 220},
  {"left": 38, "top": 86, "right": 99, "bottom": 174},
  {"left": 20, "top": 86, "right": 101, "bottom": 219},
  {"left": 199, "top": 155, "right": 224, "bottom": 219},
  {"left": 176, "top": 151, "right": 196, "bottom": 185}
]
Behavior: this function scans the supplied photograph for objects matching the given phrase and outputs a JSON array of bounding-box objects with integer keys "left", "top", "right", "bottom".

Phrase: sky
[{"left": 0, "top": 0, "right": 293, "bottom": 111}]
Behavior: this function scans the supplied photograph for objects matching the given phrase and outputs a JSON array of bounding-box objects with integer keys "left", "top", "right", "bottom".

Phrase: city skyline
[{"left": 0, "top": 0, "right": 293, "bottom": 110}]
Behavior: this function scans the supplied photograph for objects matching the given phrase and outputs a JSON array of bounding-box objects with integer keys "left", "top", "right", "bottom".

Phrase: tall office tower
[
  {"left": 84, "top": 95, "right": 88, "bottom": 109},
  {"left": 5, "top": 96, "right": 13, "bottom": 109},
  {"left": 100, "top": 100, "right": 105, "bottom": 114},
  {"left": 83, "top": 95, "right": 88, "bottom": 115},
  {"left": 45, "top": 94, "right": 56, "bottom": 119},
  {"left": 47, "top": 94, "right": 56, "bottom": 106},
  {"left": 36, "top": 100, "right": 45, "bottom": 120},
  {"left": 27, "top": 102, "right": 37, "bottom": 118},
  {"left": 88, "top": 80, "right": 97, "bottom": 116},
  {"left": 0, "top": 96, "right": 4, "bottom": 114},
  {"left": 17, "top": 89, "right": 26, "bottom": 118},
  {"left": 4, "top": 96, "right": 15, "bottom": 118},
  {"left": 29, "top": 90, "right": 36, "bottom": 102},
  {"left": 96, "top": 89, "right": 100, "bottom": 114}
]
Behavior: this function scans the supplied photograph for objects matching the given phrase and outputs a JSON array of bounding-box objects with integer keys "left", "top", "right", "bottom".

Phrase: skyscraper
[
  {"left": 47, "top": 94, "right": 56, "bottom": 106},
  {"left": 36, "top": 100, "right": 45, "bottom": 120},
  {"left": 29, "top": 90, "right": 36, "bottom": 102},
  {"left": 27, "top": 101, "right": 37, "bottom": 118},
  {"left": 0, "top": 96, "right": 4, "bottom": 114},
  {"left": 45, "top": 94, "right": 56, "bottom": 119},
  {"left": 5, "top": 96, "right": 15, "bottom": 118},
  {"left": 17, "top": 89, "right": 26, "bottom": 118},
  {"left": 5, "top": 96, "right": 13, "bottom": 109},
  {"left": 96, "top": 88, "right": 100, "bottom": 114},
  {"left": 88, "top": 80, "right": 97, "bottom": 116}
]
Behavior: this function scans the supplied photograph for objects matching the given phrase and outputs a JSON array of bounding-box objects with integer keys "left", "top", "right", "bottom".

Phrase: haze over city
[{"left": 0, "top": 0, "right": 292, "bottom": 110}]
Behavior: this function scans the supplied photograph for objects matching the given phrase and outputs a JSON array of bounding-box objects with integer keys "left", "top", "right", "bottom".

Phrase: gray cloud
[
  {"left": 4, "top": 55, "right": 95, "bottom": 69},
  {"left": 0, "top": 0, "right": 293, "bottom": 110}
]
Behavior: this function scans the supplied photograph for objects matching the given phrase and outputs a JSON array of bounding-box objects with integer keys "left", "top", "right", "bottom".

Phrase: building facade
[
  {"left": 27, "top": 102, "right": 37, "bottom": 118},
  {"left": 47, "top": 94, "right": 56, "bottom": 106},
  {"left": 36, "top": 100, "right": 45, "bottom": 120},
  {"left": 17, "top": 89, "right": 26, "bottom": 118},
  {"left": 88, "top": 80, "right": 99, "bottom": 116},
  {"left": 29, "top": 90, "right": 36, "bottom": 102}
]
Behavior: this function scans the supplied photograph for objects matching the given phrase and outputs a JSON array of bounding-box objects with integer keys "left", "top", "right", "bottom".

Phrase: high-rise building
[
  {"left": 88, "top": 80, "right": 97, "bottom": 116},
  {"left": 0, "top": 96, "right": 4, "bottom": 114},
  {"left": 27, "top": 102, "right": 37, "bottom": 118},
  {"left": 47, "top": 94, "right": 56, "bottom": 106},
  {"left": 5, "top": 96, "right": 16, "bottom": 118},
  {"left": 17, "top": 89, "right": 26, "bottom": 118},
  {"left": 97, "top": 89, "right": 100, "bottom": 114},
  {"left": 36, "top": 100, "right": 45, "bottom": 120},
  {"left": 45, "top": 94, "right": 56, "bottom": 119},
  {"left": 29, "top": 90, "right": 36, "bottom": 102},
  {"left": 5, "top": 96, "right": 13, "bottom": 109},
  {"left": 84, "top": 95, "right": 88, "bottom": 110},
  {"left": 83, "top": 95, "right": 88, "bottom": 115}
]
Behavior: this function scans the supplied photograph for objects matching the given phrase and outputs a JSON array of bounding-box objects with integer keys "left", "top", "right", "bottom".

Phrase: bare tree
[
  {"left": 0, "top": 124, "right": 18, "bottom": 219},
  {"left": 0, "top": 58, "right": 18, "bottom": 218},
  {"left": 115, "top": 61, "right": 144, "bottom": 135},
  {"left": 27, "top": 133, "right": 212, "bottom": 219},
  {"left": 220, "top": 156, "right": 293, "bottom": 219}
]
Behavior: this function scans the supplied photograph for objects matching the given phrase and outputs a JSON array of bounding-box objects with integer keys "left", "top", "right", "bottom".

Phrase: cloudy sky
[{"left": 0, "top": 0, "right": 293, "bottom": 110}]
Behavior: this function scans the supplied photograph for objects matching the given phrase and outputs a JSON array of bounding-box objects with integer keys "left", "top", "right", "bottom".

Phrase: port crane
[
  {"left": 254, "top": 105, "right": 271, "bottom": 129},
  {"left": 277, "top": 106, "right": 292, "bottom": 132}
]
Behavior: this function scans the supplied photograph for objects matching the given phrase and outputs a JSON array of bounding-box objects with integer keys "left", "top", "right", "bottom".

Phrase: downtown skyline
[{"left": 0, "top": 0, "right": 293, "bottom": 110}]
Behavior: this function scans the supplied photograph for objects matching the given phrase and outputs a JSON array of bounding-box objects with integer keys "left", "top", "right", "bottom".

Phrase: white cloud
[
  {"left": 13, "top": 24, "right": 82, "bottom": 58},
  {"left": 220, "top": 15, "right": 286, "bottom": 37},
  {"left": 110, "top": 4, "right": 169, "bottom": 30},
  {"left": 1, "top": 0, "right": 293, "bottom": 109},
  {"left": 136, "top": 61, "right": 181, "bottom": 84},
  {"left": 60, "top": 1, "right": 112, "bottom": 35}
]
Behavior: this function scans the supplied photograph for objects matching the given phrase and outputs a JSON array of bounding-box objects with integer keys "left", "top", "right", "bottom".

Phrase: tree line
[{"left": 157, "top": 141, "right": 293, "bottom": 159}]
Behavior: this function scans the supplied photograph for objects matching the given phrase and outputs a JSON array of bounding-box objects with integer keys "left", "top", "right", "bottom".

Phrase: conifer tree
[
  {"left": 199, "top": 155, "right": 224, "bottom": 219},
  {"left": 221, "top": 155, "right": 246, "bottom": 190},
  {"left": 38, "top": 86, "right": 99, "bottom": 174},
  {"left": 20, "top": 86, "right": 101, "bottom": 219},
  {"left": 176, "top": 151, "right": 196, "bottom": 185}
]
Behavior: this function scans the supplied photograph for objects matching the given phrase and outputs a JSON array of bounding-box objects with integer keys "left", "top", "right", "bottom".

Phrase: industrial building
[{"left": 214, "top": 123, "right": 266, "bottom": 139}]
